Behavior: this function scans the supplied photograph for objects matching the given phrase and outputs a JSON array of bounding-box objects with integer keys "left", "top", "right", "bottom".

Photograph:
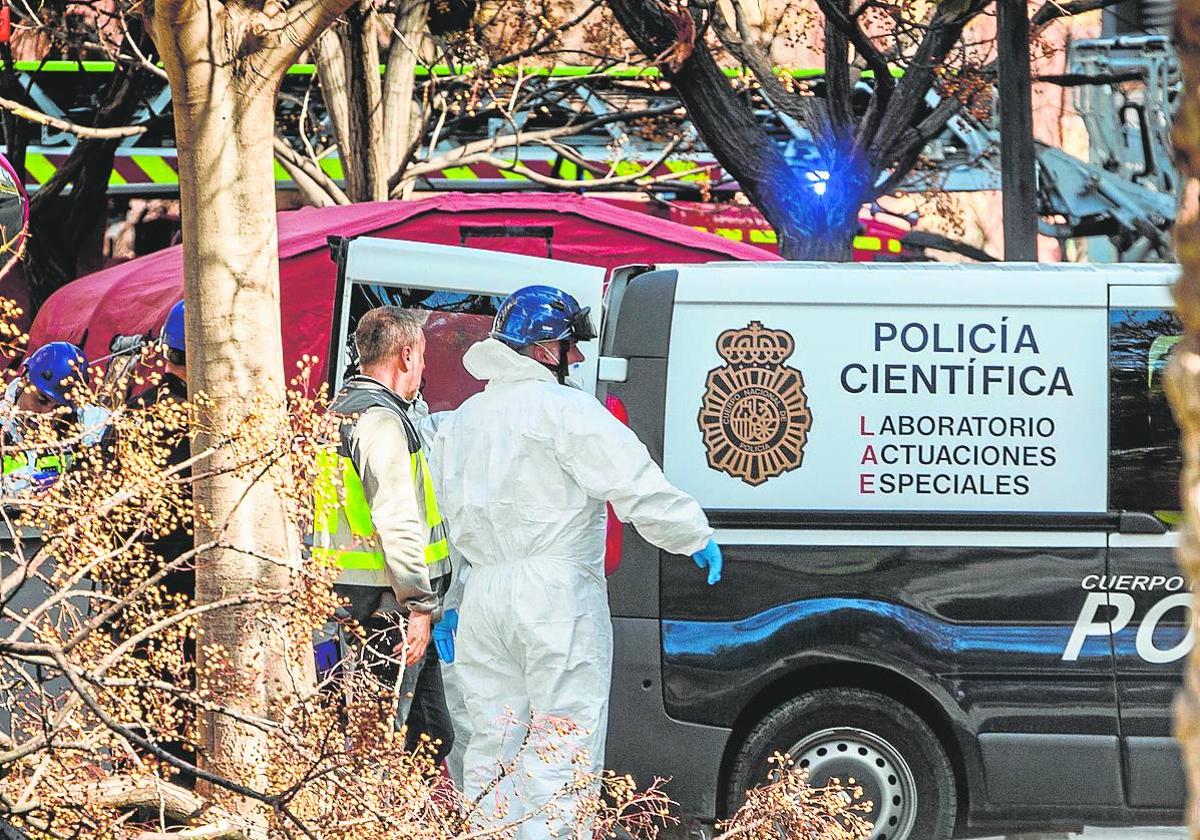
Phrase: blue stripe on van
[{"left": 662, "top": 597, "right": 1130, "bottom": 661}]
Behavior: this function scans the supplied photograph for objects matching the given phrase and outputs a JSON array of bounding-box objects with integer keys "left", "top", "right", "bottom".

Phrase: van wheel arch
[{"left": 717, "top": 662, "right": 969, "bottom": 833}]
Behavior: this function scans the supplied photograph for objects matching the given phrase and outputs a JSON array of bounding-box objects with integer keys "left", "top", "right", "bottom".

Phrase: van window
[
  {"left": 341, "top": 283, "right": 503, "bottom": 411},
  {"left": 1109, "top": 307, "right": 1183, "bottom": 525}
]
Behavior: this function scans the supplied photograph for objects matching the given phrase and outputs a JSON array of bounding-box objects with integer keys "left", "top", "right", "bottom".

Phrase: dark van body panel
[
  {"left": 659, "top": 540, "right": 1123, "bottom": 820},
  {"left": 659, "top": 542, "right": 1113, "bottom": 732},
  {"left": 1108, "top": 543, "right": 1189, "bottom": 808}
]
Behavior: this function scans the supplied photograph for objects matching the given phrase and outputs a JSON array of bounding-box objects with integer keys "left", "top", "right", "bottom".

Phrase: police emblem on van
[{"left": 698, "top": 321, "right": 813, "bottom": 486}]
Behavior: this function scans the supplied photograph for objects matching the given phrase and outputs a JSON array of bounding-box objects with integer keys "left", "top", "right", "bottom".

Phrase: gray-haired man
[{"left": 311, "top": 306, "right": 454, "bottom": 760}]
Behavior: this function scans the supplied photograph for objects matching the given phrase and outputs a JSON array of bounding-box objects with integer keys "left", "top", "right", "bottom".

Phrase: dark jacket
[{"left": 130, "top": 372, "right": 192, "bottom": 597}]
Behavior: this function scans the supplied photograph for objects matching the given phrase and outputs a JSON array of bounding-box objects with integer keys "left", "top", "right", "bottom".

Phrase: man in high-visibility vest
[{"left": 312, "top": 306, "right": 453, "bottom": 761}]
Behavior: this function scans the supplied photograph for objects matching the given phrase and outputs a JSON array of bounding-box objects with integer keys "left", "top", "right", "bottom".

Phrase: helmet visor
[{"left": 570, "top": 306, "right": 597, "bottom": 343}]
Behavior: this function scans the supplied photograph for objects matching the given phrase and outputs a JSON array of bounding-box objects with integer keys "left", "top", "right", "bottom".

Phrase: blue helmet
[
  {"left": 162, "top": 299, "right": 185, "bottom": 353},
  {"left": 23, "top": 341, "right": 87, "bottom": 406},
  {"left": 490, "top": 285, "right": 597, "bottom": 350}
]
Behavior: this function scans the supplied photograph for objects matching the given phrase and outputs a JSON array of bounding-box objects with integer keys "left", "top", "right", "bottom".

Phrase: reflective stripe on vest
[
  {"left": 415, "top": 448, "right": 450, "bottom": 564},
  {"left": 311, "top": 445, "right": 450, "bottom": 585},
  {"left": 3, "top": 452, "right": 66, "bottom": 475}
]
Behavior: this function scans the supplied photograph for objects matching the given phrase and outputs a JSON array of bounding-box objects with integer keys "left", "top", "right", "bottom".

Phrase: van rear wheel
[{"left": 725, "top": 688, "right": 956, "bottom": 840}]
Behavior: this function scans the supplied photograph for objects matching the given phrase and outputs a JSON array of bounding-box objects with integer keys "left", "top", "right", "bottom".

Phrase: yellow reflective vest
[
  {"left": 310, "top": 382, "right": 450, "bottom": 593},
  {"left": 3, "top": 452, "right": 66, "bottom": 475}
]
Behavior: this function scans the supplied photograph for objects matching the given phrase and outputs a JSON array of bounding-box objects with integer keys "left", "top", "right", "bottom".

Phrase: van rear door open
[{"left": 327, "top": 237, "right": 605, "bottom": 406}]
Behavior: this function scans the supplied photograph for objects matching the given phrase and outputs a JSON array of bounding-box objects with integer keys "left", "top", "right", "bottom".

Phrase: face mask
[
  {"left": 409, "top": 390, "right": 430, "bottom": 416},
  {"left": 564, "top": 362, "right": 585, "bottom": 390}
]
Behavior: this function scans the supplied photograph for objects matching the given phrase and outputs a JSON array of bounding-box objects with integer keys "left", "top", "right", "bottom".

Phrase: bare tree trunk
[
  {"left": 314, "top": 29, "right": 353, "bottom": 189},
  {"left": 342, "top": 1, "right": 386, "bottom": 200},
  {"left": 314, "top": 0, "right": 431, "bottom": 202},
  {"left": 171, "top": 85, "right": 299, "bottom": 818},
  {"left": 381, "top": 0, "right": 430, "bottom": 178},
  {"left": 145, "top": 2, "right": 333, "bottom": 827},
  {"left": 314, "top": 3, "right": 387, "bottom": 202},
  {"left": 1170, "top": 0, "right": 1200, "bottom": 832}
]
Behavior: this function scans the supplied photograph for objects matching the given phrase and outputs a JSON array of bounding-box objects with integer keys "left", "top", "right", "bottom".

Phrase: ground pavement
[
  {"left": 990, "top": 830, "right": 1187, "bottom": 839},
  {"left": 659, "top": 826, "right": 1188, "bottom": 839}
]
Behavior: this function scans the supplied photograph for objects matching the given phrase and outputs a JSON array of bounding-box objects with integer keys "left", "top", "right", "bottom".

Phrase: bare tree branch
[
  {"left": 824, "top": 14, "right": 854, "bottom": 131},
  {"left": 1031, "top": 0, "right": 1126, "bottom": 25},
  {"left": 491, "top": 0, "right": 606, "bottom": 67},
  {"left": 118, "top": 8, "right": 168, "bottom": 80},
  {"left": 875, "top": 94, "right": 962, "bottom": 192},
  {"left": 0, "top": 95, "right": 146, "bottom": 139},
  {"left": 272, "top": 0, "right": 361, "bottom": 78},
  {"left": 903, "top": 229, "right": 997, "bottom": 261},
  {"left": 389, "top": 104, "right": 682, "bottom": 195},
  {"left": 867, "top": 0, "right": 986, "bottom": 167},
  {"left": 471, "top": 136, "right": 693, "bottom": 189},
  {"left": 709, "top": 0, "right": 830, "bottom": 135},
  {"left": 50, "top": 648, "right": 280, "bottom": 804},
  {"left": 273, "top": 136, "right": 352, "bottom": 206},
  {"left": 136, "top": 824, "right": 247, "bottom": 840},
  {"left": 86, "top": 777, "right": 210, "bottom": 823},
  {"left": 814, "top": 0, "right": 895, "bottom": 113}
]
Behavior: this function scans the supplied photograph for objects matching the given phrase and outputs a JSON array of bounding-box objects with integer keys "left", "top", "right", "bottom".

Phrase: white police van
[{"left": 329, "top": 236, "right": 1185, "bottom": 840}]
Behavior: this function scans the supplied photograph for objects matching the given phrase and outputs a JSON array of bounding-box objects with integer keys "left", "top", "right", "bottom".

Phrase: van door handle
[
  {"left": 599, "top": 356, "right": 629, "bottom": 383},
  {"left": 1117, "top": 511, "right": 1168, "bottom": 535}
]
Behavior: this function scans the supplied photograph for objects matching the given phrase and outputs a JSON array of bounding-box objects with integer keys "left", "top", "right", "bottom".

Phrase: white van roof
[{"left": 661, "top": 261, "right": 1178, "bottom": 307}]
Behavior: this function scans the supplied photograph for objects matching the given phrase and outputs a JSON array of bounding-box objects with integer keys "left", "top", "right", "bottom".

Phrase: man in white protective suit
[{"left": 430, "top": 285, "right": 723, "bottom": 839}]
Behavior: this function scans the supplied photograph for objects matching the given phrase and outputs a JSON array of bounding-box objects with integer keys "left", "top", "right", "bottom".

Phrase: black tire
[{"left": 725, "top": 688, "right": 957, "bottom": 840}]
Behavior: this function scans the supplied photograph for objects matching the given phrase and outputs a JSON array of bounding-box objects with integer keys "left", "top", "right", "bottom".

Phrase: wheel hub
[{"left": 789, "top": 727, "right": 918, "bottom": 840}]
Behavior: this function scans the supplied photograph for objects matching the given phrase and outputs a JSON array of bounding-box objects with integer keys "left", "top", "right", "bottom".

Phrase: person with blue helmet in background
[
  {"left": 13, "top": 342, "right": 86, "bottom": 413},
  {"left": 129, "top": 299, "right": 191, "bottom": 589},
  {"left": 1, "top": 340, "right": 108, "bottom": 493},
  {"left": 124, "top": 298, "right": 197, "bottom": 782},
  {"left": 150, "top": 299, "right": 188, "bottom": 398},
  {"left": 429, "top": 285, "right": 722, "bottom": 839},
  {"left": 131, "top": 299, "right": 189, "bottom": 485}
]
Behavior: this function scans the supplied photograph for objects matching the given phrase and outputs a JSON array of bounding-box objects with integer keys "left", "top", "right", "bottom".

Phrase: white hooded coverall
[
  {"left": 429, "top": 339, "right": 712, "bottom": 839},
  {"left": 408, "top": 395, "right": 472, "bottom": 786}
]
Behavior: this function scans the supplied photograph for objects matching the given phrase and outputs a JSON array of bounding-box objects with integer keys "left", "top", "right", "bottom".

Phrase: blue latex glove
[
  {"left": 433, "top": 608, "right": 458, "bottom": 663},
  {"left": 691, "top": 539, "right": 723, "bottom": 586}
]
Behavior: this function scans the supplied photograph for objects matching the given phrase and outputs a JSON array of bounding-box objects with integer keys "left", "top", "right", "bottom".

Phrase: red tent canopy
[{"left": 28, "top": 193, "right": 777, "bottom": 385}]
